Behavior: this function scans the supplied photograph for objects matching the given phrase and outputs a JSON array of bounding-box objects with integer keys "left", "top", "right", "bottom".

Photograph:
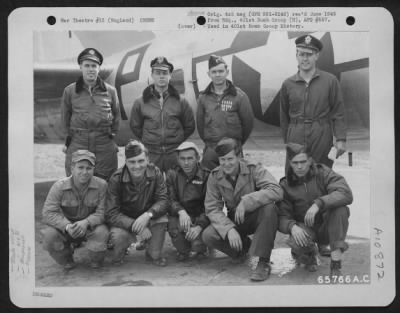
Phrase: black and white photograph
[{"left": 8, "top": 7, "right": 395, "bottom": 307}]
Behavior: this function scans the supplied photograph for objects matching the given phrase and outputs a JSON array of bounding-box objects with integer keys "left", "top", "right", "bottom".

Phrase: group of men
[{"left": 42, "top": 34, "right": 353, "bottom": 282}]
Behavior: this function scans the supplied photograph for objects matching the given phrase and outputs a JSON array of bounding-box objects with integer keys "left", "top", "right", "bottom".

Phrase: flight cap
[{"left": 77, "top": 48, "right": 103, "bottom": 65}]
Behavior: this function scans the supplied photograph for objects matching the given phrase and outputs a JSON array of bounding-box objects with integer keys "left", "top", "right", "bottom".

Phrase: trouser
[
  {"left": 285, "top": 122, "right": 334, "bottom": 169},
  {"left": 168, "top": 216, "right": 207, "bottom": 254},
  {"left": 148, "top": 151, "right": 178, "bottom": 173},
  {"left": 201, "top": 143, "right": 244, "bottom": 171},
  {"left": 287, "top": 206, "right": 350, "bottom": 256},
  {"left": 109, "top": 218, "right": 167, "bottom": 261},
  {"left": 41, "top": 224, "right": 109, "bottom": 265},
  {"left": 65, "top": 131, "right": 118, "bottom": 180},
  {"left": 202, "top": 203, "right": 278, "bottom": 259}
]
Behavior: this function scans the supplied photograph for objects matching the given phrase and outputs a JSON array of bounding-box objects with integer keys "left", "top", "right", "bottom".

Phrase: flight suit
[
  {"left": 202, "top": 161, "right": 283, "bottom": 259},
  {"left": 166, "top": 164, "right": 210, "bottom": 255},
  {"left": 196, "top": 80, "right": 254, "bottom": 170},
  {"left": 62, "top": 76, "right": 120, "bottom": 180},
  {"left": 41, "top": 176, "right": 109, "bottom": 266},
  {"left": 280, "top": 69, "right": 346, "bottom": 168}
]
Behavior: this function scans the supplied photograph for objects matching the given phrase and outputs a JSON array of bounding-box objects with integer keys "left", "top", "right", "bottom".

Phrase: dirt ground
[{"left": 33, "top": 135, "right": 371, "bottom": 287}]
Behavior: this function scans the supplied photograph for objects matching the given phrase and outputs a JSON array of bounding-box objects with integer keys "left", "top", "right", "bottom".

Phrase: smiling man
[
  {"left": 130, "top": 56, "right": 195, "bottom": 173},
  {"left": 41, "top": 150, "right": 109, "bottom": 270},
  {"left": 106, "top": 140, "right": 169, "bottom": 266},
  {"left": 62, "top": 48, "right": 120, "bottom": 180},
  {"left": 166, "top": 142, "right": 211, "bottom": 261},
  {"left": 202, "top": 138, "right": 283, "bottom": 281},
  {"left": 278, "top": 143, "right": 353, "bottom": 277},
  {"left": 196, "top": 55, "right": 254, "bottom": 170},
  {"left": 280, "top": 35, "right": 347, "bottom": 169}
]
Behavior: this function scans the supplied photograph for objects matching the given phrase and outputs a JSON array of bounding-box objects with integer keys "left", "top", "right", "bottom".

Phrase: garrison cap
[
  {"left": 295, "top": 35, "right": 323, "bottom": 52},
  {"left": 72, "top": 150, "right": 96, "bottom": 166},
  {"left": 125, "top": 140, "right": 148, "bottom": 159},
  {"left": 215, "top": 138, "right": 240, "bottom": 157},
  {"left": 286, "top": 143, "right": 309, "bottom": 160},
  {"left": 175, "top": 141, "right": 201, "bottom": 156},
  {"left": 208, "top": 55, "right": 226, "bottom": 69},
  {"left": 151, "top": 56, "right": 174, "bottom": 72},
  {"left": 77, "top": 48, "right": 103, "bottom": 65}
]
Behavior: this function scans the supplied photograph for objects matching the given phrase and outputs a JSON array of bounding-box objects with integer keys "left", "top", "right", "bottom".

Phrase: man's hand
[
  {"left": 291, "top": 225, "right": 311, "bottom": 247},
  {"left": 62, "top": 145, "right": 68, "bottom": 154},
  {"left": 227, "top": 228, "right": 243, "bottom": 252},
  {"left": 139, "top": 227, "right": 152, "bottom": 241},
  {"left": 72, "top": 219, "right": 89, "bottom": 237},
  {"left": 178, "top": 210, "right": 191, "bottom": 232},
  {"left": 234, "top": 202, "right": 246, "bottom": 225},
  {"left": 66, "top": 223, "right": 82, "bottom": 239},
  {"left": 185, "top": 225, "right": 202, "bottom": 241},
  {"left": 335, "top": 140, "right": 346, "bottom": 158},
  {"left": 132, "top": 212, "right": 151, "bottom": 234},
  {"left": 304, "top": 203, "right": 320, "bottom": 227}
]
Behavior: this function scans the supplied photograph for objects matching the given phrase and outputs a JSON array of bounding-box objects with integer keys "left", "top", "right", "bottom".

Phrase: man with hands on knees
[
  {"left": 166, "top": 142, "right": 211, "bottom": 261},
  {"left": 278, "top": 143, "right": 353, "bottom": 277},
  {"left": 106, "top": 140, "right": 169, "bottom": 266},
  {"left": 41, "top": 150, "right": 109, "bottom": 270},
  {"left": 202, "top": 138, "right": 283, "bottom": 281}
]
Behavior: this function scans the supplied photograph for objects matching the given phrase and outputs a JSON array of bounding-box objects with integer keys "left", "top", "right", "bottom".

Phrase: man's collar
[
  {"left": 61, "top": 176, "right": 99, "bottom": 191},
  {"left": 294, "top": 68, "right": 321, "bottom": 82},
  {"left": 142, "top": 83, "right": 180, "bottom": 102},
  {"left": 75, "top": 76, "right": 107, "bottom": 93},
  {"left": 177, "top": 163, "right": 204, "bottom": 180},
  {"left": 203, "top": 79, "right": 237, "bottom": 96}
]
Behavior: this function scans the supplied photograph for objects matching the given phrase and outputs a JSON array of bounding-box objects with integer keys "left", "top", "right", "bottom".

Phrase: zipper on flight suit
[
  {"left": 303, "top": 82, "right": 309, "bottom": 145},
  {"left": 159, "top": 93, "right": 165, "bottom": 148},
  {"left": 303, "top": 182, "right": 309, "bottom": 205}
]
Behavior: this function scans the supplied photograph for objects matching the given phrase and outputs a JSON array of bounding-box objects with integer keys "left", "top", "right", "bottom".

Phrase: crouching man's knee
[
  {"left": 202, "top": 225, "right": 221, "bottom": 247},
  {"left": 41, "top": 226, "right": 66, "bottom": 252},
  {"left": 86, "top": 224, "right": 110, "bottom": 252}
]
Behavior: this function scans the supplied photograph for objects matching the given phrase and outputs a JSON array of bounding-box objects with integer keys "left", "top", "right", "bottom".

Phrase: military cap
[
  {"left": 72, "top": 150, "right": 96, "bottom": 166},
  {"left": 125, "top": 140, "right": 148, "bottom": 159},
  {"left": 77, "top": 48, "right": 103, "bottom": 65},
  {"left": 150, "top": 56, "right": 174, "bottom": 72},
  {"left": 215, "top": 138, "right": 240, "bottom": 157},
  {"left": 295, "top": 35, "right": 323, "bottom": 52},
  {"left": 208, "top": 54, "right": 227, "bottom": 69},
  {"left": 175, "top": 141, "right": 201, "bottom": 156},
  {"left": 286, "top": 143, "right": 309, "bottom": 160}
]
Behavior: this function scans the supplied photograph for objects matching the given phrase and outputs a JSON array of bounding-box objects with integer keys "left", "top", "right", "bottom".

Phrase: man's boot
[
  {"left": 330, "top": 260, "right": 342, "bottom": 277},
  {"left": 250, "top": 257, "right": 271, "bottom": 281}
]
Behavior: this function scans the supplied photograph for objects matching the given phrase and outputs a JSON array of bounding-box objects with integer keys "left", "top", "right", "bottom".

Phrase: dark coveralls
[
  {"left": 106, "top": 164, "right": 169, "bottom": 261},
  {"left": 202, "top": 161, "right": 283, "bottom": 260},
  {"left": 196, "top": 80, "right": 254, "bottom": 170},
  {"left": 280, "top": 70, "right": 346, "bottom": 168},
  {"left": 41, "top": 176, "right": 109, "bottom": 265},
  {"left": 166, "top": 164, "right": 210, "bottom": 255},
  {"left": 62, "top": 76, "right": 120, "bottom": 180},
  {"left": 278, "top": 162, "right": 353, "bottom": 258},
  {"left": 130, "top": 84, "right": 195, "bottom": 172}
]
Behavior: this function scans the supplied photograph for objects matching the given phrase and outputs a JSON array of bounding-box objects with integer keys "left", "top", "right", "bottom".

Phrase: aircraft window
[
  {"left": 122, "top": 54, "right": 139, "bottom": 75},
  {"left": 171, "top": 69, "right": 185, "bottom": 94}
]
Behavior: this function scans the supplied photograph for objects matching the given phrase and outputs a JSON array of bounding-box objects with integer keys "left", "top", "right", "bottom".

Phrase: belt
[
  {"left": 290, "top": 117, "right": 329, "bottom": 124},
  {"left": 145, "top": 144, "right": 176, "bottom": 154},
  {"left": 70, "top": 127, "right": 111, "bottom": 134}
]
